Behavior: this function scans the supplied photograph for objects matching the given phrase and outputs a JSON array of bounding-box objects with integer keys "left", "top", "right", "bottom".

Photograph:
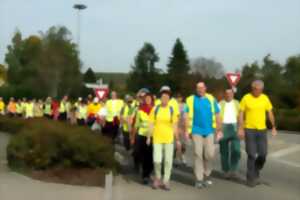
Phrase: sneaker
[
  {"left": 223, "top": 172, "right": 231, "bottom": 180},
  {"left": 152, "top": 179, "right": 161, "bottom": 190},
  {"left": 195, "top": 181, "right": 206, "bottom": 189},
  {"left": 161, "top": 182, "right": 171, "bottom": 191},
  {"left": 230, "top": 171, "right": 239, "bottom": 180},
  {"left": 246, "top": 179, "right": 257, "bottom": 188},
  {"left": 142, "top": 177, "right": 150, "bottom": 185},
  {"left": 204, "top": 176, "right": 213, "bottom": 187}
]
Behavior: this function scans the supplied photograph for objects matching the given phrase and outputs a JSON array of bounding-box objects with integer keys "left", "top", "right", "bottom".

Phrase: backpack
[{"left": 154, "top": 105, "right": 174, "bottom": 123}]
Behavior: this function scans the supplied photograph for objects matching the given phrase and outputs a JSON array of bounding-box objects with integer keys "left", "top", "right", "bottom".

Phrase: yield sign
[
  {"left": 226, "top": 73, "right": 241, "bottom": 87},
  {"left": 94, "top": 88, "right": 109, "bottom": 100}
]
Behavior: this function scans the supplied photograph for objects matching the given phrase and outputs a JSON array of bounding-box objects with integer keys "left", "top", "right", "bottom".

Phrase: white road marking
[{"left": 269, "top": 144, "right": 300, "bottom": 158}]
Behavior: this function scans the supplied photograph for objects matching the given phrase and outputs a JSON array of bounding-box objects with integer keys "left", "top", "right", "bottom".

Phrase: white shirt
[{"left": 223, "top": 101, "right": 237, "bottom": 124}]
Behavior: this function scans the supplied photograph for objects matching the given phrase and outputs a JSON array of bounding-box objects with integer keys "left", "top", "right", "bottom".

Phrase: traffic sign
[
  {"left": 226, "top": 73, "right": 241, "bottom": 87},
  {"left": 94, "top": 88, "right": 109, "bottom": 100}
]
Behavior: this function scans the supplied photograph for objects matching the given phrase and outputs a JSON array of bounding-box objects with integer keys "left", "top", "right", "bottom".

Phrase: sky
[{"left": 1, "top": 0, "right": 300, "bottom": 73}]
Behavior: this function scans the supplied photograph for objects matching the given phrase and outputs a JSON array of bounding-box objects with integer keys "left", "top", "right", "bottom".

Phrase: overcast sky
[{"left": 1, "top": 0, "right": 300, "bottom": 72}]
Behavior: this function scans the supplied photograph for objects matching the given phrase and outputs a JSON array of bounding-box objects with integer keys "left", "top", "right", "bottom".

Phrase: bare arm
[
  {"left": 238, "top": 111, "right": 245, "bottom": 139},
  {"left": 268, "top": 110, "right": 277, "bottom": 136}
]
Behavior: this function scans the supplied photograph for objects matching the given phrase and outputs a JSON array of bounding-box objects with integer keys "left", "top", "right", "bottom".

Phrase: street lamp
[{"left": 73, "top": 4, "right": 87, "bottom": 53}]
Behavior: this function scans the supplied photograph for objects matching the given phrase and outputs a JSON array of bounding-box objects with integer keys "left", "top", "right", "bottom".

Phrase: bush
[
  {"left": 275, "top": 109, "right": 300, "bottom": 132},
  {"left": 0, "top": 116, "right": 26, "bottom": 134},
  {"left": 3, "top": 117, "right": 117, "bottom": 171}
]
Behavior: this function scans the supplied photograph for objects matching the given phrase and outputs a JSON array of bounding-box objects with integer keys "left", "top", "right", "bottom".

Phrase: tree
[
  {"left": 83, "top": 67, "right": 97, "bottom": 83},
  {"left": 127, "top": 42, "right": 161, "bottom": 92},
  {"left": 167, "top": 38, "right": 190, "bottom": 93},
  {"left": 4, "top": 26, "right": 82, "bottom": 98},
  {"left": 190, "top": 57, "right": 224, "bottom": 79}
]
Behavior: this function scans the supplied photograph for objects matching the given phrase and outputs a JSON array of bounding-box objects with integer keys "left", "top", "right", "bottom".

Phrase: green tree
[
  {"left": 127, "top": 42, "right": 161, "bottom": 92},
  {"left": 83, "top": 67, "right": 97, "bottom": 83},
  {"left": 167, "top": 38, "right": 190, "bottom": 94},
  {"left": 4, "top": 26, "right": 82, "bottom": 98}
]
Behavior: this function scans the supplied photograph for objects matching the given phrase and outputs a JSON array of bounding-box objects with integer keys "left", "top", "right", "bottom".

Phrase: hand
[
  {"left": 146, "top": 137, "right": 151, "bottom": 146},
  {"left": 184, "top": 131, "right": 191, "bottom": 142},
  {"left": 271, "top": 127, "right": 277, "bottom": 137},
  {"left": 130, "top": 137, "right": 135, "bottom": 145},
  {"left": 238, "top": 128, "right": 245, "bottom": 140},
  {"left": 176, "top": 140, "right": 182, "bottom": 152},
  {"left": 216, "top": 130, "right": 223, "bottom": 142}
]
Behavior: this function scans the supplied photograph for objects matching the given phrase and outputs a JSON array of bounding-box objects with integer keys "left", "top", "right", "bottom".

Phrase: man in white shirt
[{"left": 219, "top": 88, "right": 240, "bottom": 179}]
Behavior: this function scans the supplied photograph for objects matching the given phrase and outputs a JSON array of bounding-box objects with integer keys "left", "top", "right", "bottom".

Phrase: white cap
[{"left": 159, "top": 85, "right": 171, "bottom": 93}]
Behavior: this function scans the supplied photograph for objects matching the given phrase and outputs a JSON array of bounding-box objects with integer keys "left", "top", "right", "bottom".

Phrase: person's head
[
  {"left": 176, "top": 93, "right": 184, "bottom": 103},
  {"left": 63, "top": 95, "right": 68, "bottom": 101},
  {"left": 160, "top": 91, "right": 171, "bottom": 106},
  {"left": 93, "top": 97, "right": 99, "bottom": 104},
  {"left": 0, "top": 97, "right": 2, "bottom": 101},
  {"left": 251, "top": 80, "right": 264, "bottom": 97},
  {"left": 224, "top": 88, "right": 234, "bottom": 102},
  {"left": 144, "top": 94, "right": 153, "bottom": 106},
  {"left": 10, "top": 97, "right": 14, "bottom": 102},
  {"left": 111, "top": 91, "right": 117, "bottom": 100},
  {"left": 125, "top": 94, "right": 133, "bottom": 105},
  {"left": 196, "top": 82, "right": 207, "bottom": 96}
]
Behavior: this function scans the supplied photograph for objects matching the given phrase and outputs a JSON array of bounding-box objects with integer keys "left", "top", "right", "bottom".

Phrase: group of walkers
[{"left": 0, "top": 79, "right": 277, "bottom": 190}]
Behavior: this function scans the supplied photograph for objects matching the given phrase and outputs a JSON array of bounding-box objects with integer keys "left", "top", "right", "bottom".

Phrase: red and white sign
[
  {"left": 94, "top": 88, "right": 109, "bottom": 100},
  {"left": 226, "top": 73, "right": 241, "bottom": 87}
]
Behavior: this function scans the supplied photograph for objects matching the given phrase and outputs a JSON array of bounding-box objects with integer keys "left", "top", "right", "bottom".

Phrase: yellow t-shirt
[
  {"left": 239, "top": 93, "right": 273, "bottom": 130},
  {"left": 149, "top": 105, "right": 178, "bottom": 144},
  {"left": 155, "top": 98, "right": 180, "bottom": 117},
  {"left": 87, "top": 103, "right": 101, "bottom": 116}
]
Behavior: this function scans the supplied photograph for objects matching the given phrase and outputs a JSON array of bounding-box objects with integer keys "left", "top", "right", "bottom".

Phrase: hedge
[{"left": 0, "top": 116, "right": 117, "bottom": 171}]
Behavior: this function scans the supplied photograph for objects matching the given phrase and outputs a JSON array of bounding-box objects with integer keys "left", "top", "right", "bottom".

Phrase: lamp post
[{"left": 73, "top": 4, "right": 87, "bottom": 53}]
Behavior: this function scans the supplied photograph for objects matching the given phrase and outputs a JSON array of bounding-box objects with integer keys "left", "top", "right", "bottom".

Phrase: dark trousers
[
  {"left": 122, "top": 130, "right": 131, "bottom": 151},
  {"left": 245, "top": 129, "right": 267, "bottom": 181},
  {"left": 44, "top": 114, "right": 52, "bottom": 119},
  {"left": 77, "top": 119, "right": 86, "bottom": 126},
  {"left": 135, "top": 135, "right": 153, "bottom": 179},
  {"left": 102, "top": 121, "right": 119, "bottom": 140},
  {"left": 59, "top": 112, "right": 67, "bottom": 121},
  {"left": 219, "top": 124, "right": 241, "bottom": 172}
]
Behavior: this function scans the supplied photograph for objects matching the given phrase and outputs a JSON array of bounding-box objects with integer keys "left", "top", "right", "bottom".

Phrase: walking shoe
[
  {"left": 223, "top": 172, "right": 231, "bottom": 180},
  {"left": 152, "top": 179, "right": 161, "bottom": 190},
  {"left": 142, "top": 177, "right": 150, "bottom": 185},
  {"left": 246, "top": 179, "right": 257, "bottom": 188},
  {"left": 230, "top": 171, "right": 239, "bottom": 180},
  {"left": 195, "top": 181, "right": 206, "bottom": 189},
  {"left": 204, "top": 176, "right": 213, "bottom": 187},
  {"left": 161, "top": 182, "right": 171, "bottom": 191}
]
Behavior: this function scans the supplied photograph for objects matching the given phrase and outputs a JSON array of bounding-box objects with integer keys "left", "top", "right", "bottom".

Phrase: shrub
[
  {"left": 4, "top": 117, "right": 117, "bottom": 171},
  {"left": 275, "top": 109, "right": 300, "bottom": 132},
  {"left": 0, "top": 116, "right": 26, "bottom": 134}
]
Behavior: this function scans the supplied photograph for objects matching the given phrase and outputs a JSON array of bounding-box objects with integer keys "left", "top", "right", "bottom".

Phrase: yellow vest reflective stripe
[
  {"left": 105, "top": 99, "right": 124, "bottom": 122},
  {"left": 186, "top": 94, "right": 216, "bottom": 133}
]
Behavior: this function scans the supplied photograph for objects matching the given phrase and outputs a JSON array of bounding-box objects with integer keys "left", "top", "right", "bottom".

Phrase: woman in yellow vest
[
  {"left": 133, "top": 91, "right": 154, "bottom": 185},
  {"left": 147, "top": 87, "right": 179, "bottom": 190},
  {"left": 25, "top": 99, "right": 34, "bottom": 119},
  {"left": 76, "top": 98, "right": 87, "bottom": 126},
  {"left": 34, "top": 99, "right": 44, "bottom": 118}
]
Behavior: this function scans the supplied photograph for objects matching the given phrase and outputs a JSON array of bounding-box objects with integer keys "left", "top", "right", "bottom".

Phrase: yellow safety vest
[
  {"left": 186, "top": 94, "right": 216, "bottom": 133},
  {"left": 135, "top": 110, "right": 151, "bottom": 136},
  {"left": 105, "top": 99, "right": 124, "bottom": 122}
]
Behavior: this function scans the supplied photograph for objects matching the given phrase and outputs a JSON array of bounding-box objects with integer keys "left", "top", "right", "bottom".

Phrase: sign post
[
  {"left": 226, "top": 73, "right": 241, "bottom": 93},
  {"left": 85, "top": 79, "right": 109, "bottom": 100}
]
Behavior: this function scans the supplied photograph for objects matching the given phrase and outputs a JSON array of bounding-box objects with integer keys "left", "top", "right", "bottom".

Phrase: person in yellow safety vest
[
  {"left": 21, "top": 98, "right": 27, "bottom": 117},
  {"left": 76, "top": 97, "right": 87, "bottom": 126},
  {"left": 7, "top": 97, "right": 17, "bottom": 117},
  {"left": 16, "top": 99, "right": 23, "bottom": 117},
  {"left": 132, "top": 91, "right": 154, "bottom": 184},
  {"left": 185, "top": 82, "right": 223, "bottom": 189},
  {"left": 102, "top": 91, "right": 124, "bottom": 140},
  {"left": 34, "top": 99, "right": 44, "bottom": 118},
  {"left": 44, "top": 97, "right": 52, "bottom": 119},
  {"left": 59, "top": 95, "right": 68, "bottom": 121},
  {"left": 87, "top": 97, "right": 101, "bottom": 126},
  {"left": 0, "top": 97, "right": 5, "bottom": 115},
  {"left": 120, "top": 94, "right": 136, "bottom": 151},
  {"left": 25, "top": 99, "right": 34, "bottom": 119}
]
